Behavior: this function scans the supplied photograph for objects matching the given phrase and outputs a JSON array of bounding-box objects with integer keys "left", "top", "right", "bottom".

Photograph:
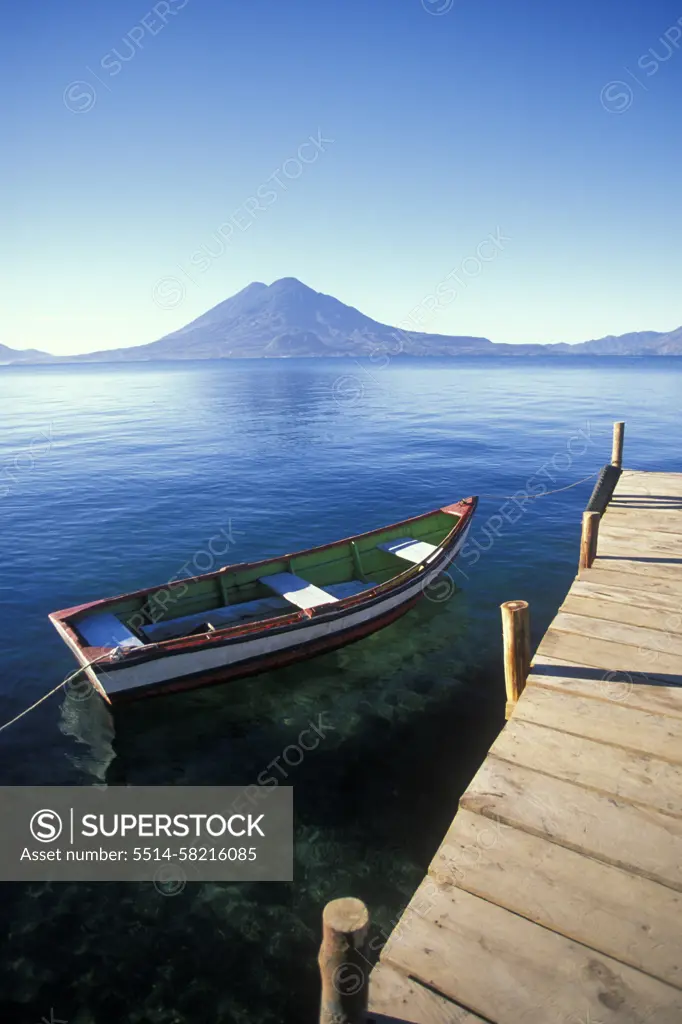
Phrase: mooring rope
[
  {"left": 475, "top": 469, "right": 600, "bottom": 501},
  {"left": 0, "top": 652, "right": 115, "bottom": 735}
]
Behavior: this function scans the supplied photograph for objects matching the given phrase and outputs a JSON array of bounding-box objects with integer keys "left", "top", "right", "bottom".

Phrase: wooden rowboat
[{"left": 49, "top": 497, "right": 477, "bottom": 704}]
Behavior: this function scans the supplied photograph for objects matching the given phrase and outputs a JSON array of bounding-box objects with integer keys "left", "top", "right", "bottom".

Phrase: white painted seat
[
  {"left": 259, "top": 572, "right": 339, "bottom": 609},
  {"left": 77, "top": 611, "right": 144, "bottom": 649},
  {"left": 377, "top": 537, "right": 438, "bottom": 564}
]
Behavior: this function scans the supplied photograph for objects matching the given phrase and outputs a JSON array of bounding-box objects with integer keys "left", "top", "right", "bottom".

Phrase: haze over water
[{"left": 0, "top": 356, "right": 680, "bottom": 1022}]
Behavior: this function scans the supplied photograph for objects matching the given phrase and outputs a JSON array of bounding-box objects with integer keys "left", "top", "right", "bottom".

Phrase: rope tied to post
[{"left": 476, "top": 468, "right": 601, "bottom": 501}]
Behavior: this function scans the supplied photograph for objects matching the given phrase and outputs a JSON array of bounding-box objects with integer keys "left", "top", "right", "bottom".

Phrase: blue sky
[{"left": 3, "top": 0, "right": 682, "bottom": 354}]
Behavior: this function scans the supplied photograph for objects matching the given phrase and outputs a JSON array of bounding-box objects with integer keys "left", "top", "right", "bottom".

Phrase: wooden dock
[{"left": 363, "top": 466, "right": 682, "bottom": 1024}]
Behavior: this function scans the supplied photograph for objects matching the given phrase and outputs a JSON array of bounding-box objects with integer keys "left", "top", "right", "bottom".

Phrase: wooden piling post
[
  {"left": 318, "top": 897, "right": 370, "bottom": 1024},
  {"left": 501, "top": 600, "right": 530, "bottom": 719},
  {"left": 579, "top": 511, "right": 601, "bottom": 573},
  {"left": 611, "top": 421, "right": 625, "bottom": 468}
]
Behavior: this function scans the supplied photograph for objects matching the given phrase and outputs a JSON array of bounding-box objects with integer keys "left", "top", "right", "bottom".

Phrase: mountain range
[
  {"left": 3, "top": 278, "right": 682, "bottom": 362},
  {"left": 0, "top": 343, "right": 55, "bottom": 364}
]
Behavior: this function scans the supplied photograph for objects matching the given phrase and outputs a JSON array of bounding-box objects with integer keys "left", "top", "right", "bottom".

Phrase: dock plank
[
  {"left": 615, "top": 471, "right": 682, "bottom": 496},
  {"left": 429, "top": 808, "right": 682, "bottom": 988},
  {"left": 515, "top": 683, "right": 682, "bottom": 762},
  {"left": 562, "top": 592, "right": 682, "bottom": 633},
  {"left": 597, "top": 528, "right": 682, "bottom": 560},
  {"left": 490, "top": 716, "right": 682, "bottom": 817},
  {"left": 566, "top": 577, "right": 682, "bottom": 611},
  {"left": 368, "top": 963, "right": 486, "bottom": 1024},
  {"left": 529, "top": 658, "right": 682, "bottom": 718},
  {"left": 551, "top": 610, "right": 682, "bottom": 656},
  {"left": 382, "top": 881, "right": 682, "bottom": 1024},
  {"left": 592, "top": 555, "right": 682, "bottom": 580},
  {"left": 574, "top": 564, "right": 682, "bottom": 600},
  {"left": 460, "top": 755, "right": 682, "bottom": 890},
  {"left": 535, "top": 627, "right": 682, "bottom": 682},
  {"left": 605, "top": 508, "right": 682, "bottom": 534}
]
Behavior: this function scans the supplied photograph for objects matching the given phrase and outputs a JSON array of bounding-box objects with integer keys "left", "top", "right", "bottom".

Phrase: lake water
[{"left": 1, "top": 356, "right": 680, "bottom": 1023}]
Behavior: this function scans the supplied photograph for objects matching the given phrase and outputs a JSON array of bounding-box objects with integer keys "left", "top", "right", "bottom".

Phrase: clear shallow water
[{"left": 0, "top": 356, "right": 681, "bottom": 1022}]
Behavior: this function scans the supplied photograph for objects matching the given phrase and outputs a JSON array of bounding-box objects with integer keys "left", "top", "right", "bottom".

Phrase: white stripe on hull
[{"left": 95, "top": 526, "right": 471, "bottom": 697}]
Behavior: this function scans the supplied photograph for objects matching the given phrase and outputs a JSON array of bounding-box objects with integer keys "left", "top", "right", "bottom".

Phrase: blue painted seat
[
  {"left": 76, "top": 611, "right": 144, "bottom": 649},
  {"left": 139, "top": 596, "right": 290, "bottom": 643},
  {"left": 326, "top": 580, "right": 377, "bottom": 599},
  {"left": 138, "top": 579, "right": 379, "bottom": 644}
]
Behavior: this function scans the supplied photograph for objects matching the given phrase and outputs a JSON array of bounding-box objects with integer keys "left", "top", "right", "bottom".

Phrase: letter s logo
[{"left": 30, "top": 809, "right": 63, "bottom": 843}]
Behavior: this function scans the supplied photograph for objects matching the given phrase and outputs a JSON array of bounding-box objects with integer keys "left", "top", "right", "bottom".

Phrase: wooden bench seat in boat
[
  {"left": 137, "top": 579, "right": 378, "bottom": 644},
  {"left": 50, "top": 496, "right": 477, "bottom": 703},
  {"left": 377, "top": 537, "right": 437, "bottom": 564},
  {"left": 77, "top": 611, "right": 145, "bottom": 649},
  {"left": 138, "top": 596, "right": 290, "bottom": 643},
  {"left": 326, "top": 580, "right": 377, "bottom": 599},
  {"left": 258, "top": 572, "right": 339, "bottom": 609}
]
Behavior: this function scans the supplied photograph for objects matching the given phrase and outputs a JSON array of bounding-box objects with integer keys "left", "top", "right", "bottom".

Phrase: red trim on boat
[
  {"left": 51, "top": 498, "right": 476, "bottom": 622},
  {"left": 50, "top": 496, "right": 478, "bottom": 702},
  {"left": 108, "top": 594, "right": 422, "bottom": 703},
  {"left": 81, "top": 498, "right": 476, "bottom": 672}
]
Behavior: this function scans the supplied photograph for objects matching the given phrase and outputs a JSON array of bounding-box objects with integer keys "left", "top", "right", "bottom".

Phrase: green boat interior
[{"left": 72, "top": 509, "right": 461, "bottom": 649}]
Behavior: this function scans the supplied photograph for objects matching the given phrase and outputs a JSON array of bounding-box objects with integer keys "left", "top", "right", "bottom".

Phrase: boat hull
[
  {"left": 50, "top": 497, "right": 477, "bottom": 704},
  {"left": 87, "top": 517, "right": 472, "bottom": 703},
  {"left": 101, "top": 593, "right": 421, "bottom": 703}
]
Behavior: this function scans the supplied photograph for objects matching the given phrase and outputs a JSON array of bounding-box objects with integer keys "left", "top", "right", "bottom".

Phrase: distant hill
[
  {"left": 562, "top": 327, "right": 682, "bottom": 355},
  {"left": 67, "top": 278, "right": 501, "bottom": 361},
  {"left": 0, "top": 343, "right": 53, "bottom": 364},
  {"left": 7, "top": 278, "right": 682, "bottom": 361}
]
